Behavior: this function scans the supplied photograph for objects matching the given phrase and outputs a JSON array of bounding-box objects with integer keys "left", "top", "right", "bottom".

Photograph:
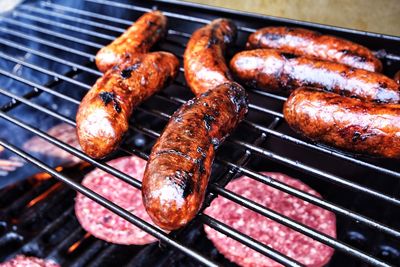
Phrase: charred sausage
[
  {"left": 77, "top": 52, "right": 179, "bottom": 159},
  {"left": 143, "top": 82, "right": 248, "bottom": 230},
  {"left": 96, "top": 11, "right": 167, "bottom": 72},
  {"left": 183, "top": 18, "right": 237, "bottom": 95},
  {"left": 143, "top": 19, "right": 248, "bottom": 230},
  {"left": 246, "top": 27, "right": 382, "bottom": 72},
  {"left": 284, "top": 87, "right": 400, "bottom": 158},
  {"left": 230, "top": 49, "right": 400, "bottom": 103},
  {"left": 395, "top": 70, "right": 400, "bottom": 85}
]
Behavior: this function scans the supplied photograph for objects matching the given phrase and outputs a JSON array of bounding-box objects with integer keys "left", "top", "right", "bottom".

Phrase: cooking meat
[
  {"left": 204, "top": 172, "right": 336, "bottom": 267},
  {"left": 75, "top": 156, "right": 158, "bottom": 245},
  {"left": 230, "top": 49, "right": 399, "bottom": 103},
  {"left": 96, "top": 11, "right": 167, "bottom": 72},
  {"left": 0, "top": 255, "right": 60, "bottom": 267},
  {"left": 143, "top": 18, "right": 247, "bottom": 230},
  {"left": 24, "top": 123, "right": 82, "bottom": 167},
  {"left": 183, "top": 18, "right": 237, "bottom": 95},
  {"left": 77, "top": 52, "right": 179, "bottom": 159},
  {"left": 143, "top": 82, "right": 248, "bottom": 230},
  {"left": 284, "top": 87, "right": 400, "bottom": 158},
  {"left": 394, "top": 70, "right": 400, "bottom": 85},
  {"left": 246, "top": 26, "right": 382, "bottom": 72}
]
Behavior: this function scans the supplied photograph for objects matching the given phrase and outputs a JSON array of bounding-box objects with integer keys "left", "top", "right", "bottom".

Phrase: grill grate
[{"left": 1, "top": 0, "right": 400, "bottom": 266}]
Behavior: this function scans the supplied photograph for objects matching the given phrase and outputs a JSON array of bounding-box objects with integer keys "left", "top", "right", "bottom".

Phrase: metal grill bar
[
  {"left": 7, "top": 3, "right": 400, "bottom": 182},
  {"left": 1, "top": 67, "right": 397, "bottom": 265},
  {"left": 0, "top": 139, "right": 220, "bottom": 267},
  {"left": 0, "top": 104, "right": 391, "bottom": 267},
  {"left": 0, "top": 17, "right": 103, "bottom": 49},
  {"left": 1, "top": 1, "right": 400, "bottom": 266},
  {"left": 0, "top": 23, "right": 397, "bottom": 241},
  {"left": 85, "top": 0, "right": 400, "bottom": 59}
]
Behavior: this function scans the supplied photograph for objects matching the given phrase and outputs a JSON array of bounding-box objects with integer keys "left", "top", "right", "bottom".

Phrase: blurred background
[{"left": 184, "top": 0, "right": 400, "bottom": 36}]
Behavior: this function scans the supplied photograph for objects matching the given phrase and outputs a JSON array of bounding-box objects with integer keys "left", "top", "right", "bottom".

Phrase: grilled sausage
[
  {"left": 143, "top": 82, "right": 248, "bottom": 230},
  {"left": 96, "top": 11, "right": 167, "bottom": 72},
  {"left": 246, "top": 27, "right": 382, "bottom": 72},
  {"left": 77, "top": 52, "right": 179, "bottom": 159},
  {"left": 395, "top": 71, "right": 400, "bottom": 85},
  {"left": 143, "top": 19, "right": 248, "bottom": 230},
  {"left": 230, "top": 49, "right": 400, "bottom": 103},
  {"left": 284, "top": 87, "right": 400, "bottom": 158},
  {"left": 183, "top": 18, "right": 237, "bottom": 95}
]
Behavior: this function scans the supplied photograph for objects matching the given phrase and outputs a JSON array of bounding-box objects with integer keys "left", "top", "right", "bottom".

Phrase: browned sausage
[
  {"left": 230, "top": 49, "right": 400, "bottom": 103},
  {"left": 142, "top": 82, "right": 248, "bottom": 230},
  {"left": 183, "top": 18, "right": 237, "bottom": 95},
  {"left": 395, "top": 70, "right": 400, "bottom": 85},
  {"left": 95, "top": 11, "right": 166, "bottom": 72},
  {"left": 284, "top": 87, "right": 400, "bottom": 158},
  {"left": 143, "top": 19, "right": 248, "bottom": 230},
  {"left": 77, "top": 52, "right": 179, "bottom": 159},
  {"left": 246, "top": 27, "right": 382, "bottom": 72}
]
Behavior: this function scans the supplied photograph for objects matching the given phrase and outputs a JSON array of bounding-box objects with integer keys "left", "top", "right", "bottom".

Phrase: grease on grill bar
[{"left": 0, "top": 0, "right": 400, "bottom": 267}]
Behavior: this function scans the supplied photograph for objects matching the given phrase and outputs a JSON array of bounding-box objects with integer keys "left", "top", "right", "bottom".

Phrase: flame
[
  {"left": 32, "top": 166, "right": 63, "bottom": 181},
  {"left": 67, "top": 232, "right": 91, "bottom": 253},
  {"left": 27, "top": 182, "right": 62, "bottom": 208}
]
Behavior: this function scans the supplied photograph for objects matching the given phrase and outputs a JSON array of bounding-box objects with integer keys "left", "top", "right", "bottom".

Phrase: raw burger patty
[
  {"left": 0, "top": 255, "right": 59, "bottom": 267},
  {"left": 23, "top": 123, "right": 82, "bottom": 167},
  {"left": 204, "top": 172, "right": 336, "bottom": 267},
  {"left": 75, "top": 156, "right": 157, "bottom": 245}
]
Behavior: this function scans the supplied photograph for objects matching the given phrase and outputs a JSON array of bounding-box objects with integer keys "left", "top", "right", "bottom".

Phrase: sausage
[
  {"left": 395, "top": 70, "right": 400, "bottom": 85},
  {"left": 183, "top": 18, "right": 237, "bottom": 95},
  {"left": 143, "top": 19, "right": 248, "bottom": 230},
  {"left": 283, "top": 87, "right": 400, "bottom": 158},
  {"left": 77, "top": 52, "right": 179, "bottom": 159},
  {"left": 95, "top": 11, "right": 166, "bottom": 72},
  {"left": 230, "top": 49, "right": 400, "bottom": 103},
  {"left": 246, "top": 27, "right": 382, "bottom": 72},
  {"left": 142, "top": 82, "right": 248, "bottom": 230}
]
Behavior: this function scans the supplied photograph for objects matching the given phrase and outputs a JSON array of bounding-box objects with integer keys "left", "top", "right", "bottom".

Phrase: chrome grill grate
[{"left": 1, "top": 0, "right": 400, "bottom": 266}]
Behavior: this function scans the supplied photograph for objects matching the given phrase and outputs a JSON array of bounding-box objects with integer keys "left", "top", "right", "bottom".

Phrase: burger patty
[
  {"left": 75, "top": 156, "right": 157, "bottom": 245},
  {"left": 204, "top": 172, "right": 336, "bottom": 267},
  {"left": 0, "top": 255, "right": 60, "bottom": 267}
]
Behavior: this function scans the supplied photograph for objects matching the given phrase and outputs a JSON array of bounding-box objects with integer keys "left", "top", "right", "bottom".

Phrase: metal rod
[
  {"left": 0, "top": 139, "right": 219, "bottom": 267},
  {"left": 201, "top": 214, "right": 304, "bottom": 267}
]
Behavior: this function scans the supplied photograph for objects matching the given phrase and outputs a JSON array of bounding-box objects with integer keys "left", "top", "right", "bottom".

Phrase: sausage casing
[
  {"left": 395, "top": 70, "right": 400, "bottom": 85},
  {"left": 230, "top": 49, "right": 400, "bottom": 103},
  {"left": 77, "top": 52, "right": 179, "bottom": 159},
  {"left": 284, "top": 87, "right": 400, "bottom": 158},
  {"left": 96, "top": 11, "right": 167, "bottom": 72},
  {"left": 183, "top": 18, "right": 237, "bottom": 95},
  {"left": 142, "top": 82, "right": 248, "bottom": 230},
  {"left": 246, "top": 27, "right": 382, "bottom": 72}
]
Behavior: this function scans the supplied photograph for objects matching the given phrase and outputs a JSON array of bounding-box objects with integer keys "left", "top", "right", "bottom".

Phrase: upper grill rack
[{"left": 1, "top": 0, "right": 400, "bottom": 266}]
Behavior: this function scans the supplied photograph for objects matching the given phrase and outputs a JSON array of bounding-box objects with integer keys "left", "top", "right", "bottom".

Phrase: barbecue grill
[{"left": 1, "top": 0, "right": 400, "bottom": 266}]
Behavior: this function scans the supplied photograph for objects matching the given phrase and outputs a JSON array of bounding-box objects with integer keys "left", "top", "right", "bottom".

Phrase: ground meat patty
[
  {"left": 23, "top": 123, "right": 81, "bottom": 167},
  {"left": 0, "top": 255, "right": 60, "bottom": 267},
  {"left": 204, "top": 172, "right": 336, "bottom": 267},
  {"left": 75, "top": 156, "right": 157, "bottom": 245}
]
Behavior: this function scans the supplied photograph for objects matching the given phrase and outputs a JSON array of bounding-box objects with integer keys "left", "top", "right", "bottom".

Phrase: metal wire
[
  {"left": 4, "top": 5, "right": 400, "bottom": 181},
  {"left": 1, "top": 1, "right": 400, "bottom": 266}
]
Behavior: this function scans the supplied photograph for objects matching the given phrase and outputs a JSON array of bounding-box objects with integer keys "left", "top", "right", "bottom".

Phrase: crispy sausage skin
[
  {"left": 183, "top": 18, "right": 237, "bottom": 95},
  {"left": 77, "top": 52, "right": 179, "bottom": 159},
  {"left": 143, "top": 19, "right": 248, "bottom": 230},
  {"left": 230, "top": 49, "right": 400, "bottom": 103},
  {"left": 246, "top": 27, "right": 382, "bottom": 72},
  {"left": 95, "top": 11, "right": 167, "bottom": 72},
  {"left": 143, "top": 83, "right": 248, "bottom": 230},
  {"left": 284, "top": 87, "right": 400, "bottom": 158},
  {"left": 395, "top": 71, "right": 400, "bottom": 85}
]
